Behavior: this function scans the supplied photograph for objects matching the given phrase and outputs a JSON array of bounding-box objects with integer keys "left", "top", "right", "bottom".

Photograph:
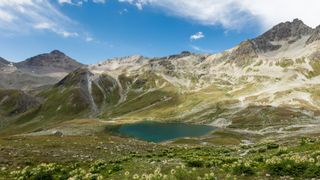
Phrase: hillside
[
  {"left": 1, "top": 19, "right": 320, "bottom": 139},
  {"left": 2, "top": 19, "right": 320, "bottom": 180},
  {"left": 0, "top": 50, "right": 84, "bottom": 90},
  {"left": 0, "top": 57, "right": 9, "bottom": 67}
]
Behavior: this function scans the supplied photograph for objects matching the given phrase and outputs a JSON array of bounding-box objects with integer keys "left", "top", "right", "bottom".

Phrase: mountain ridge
[
  {"left": 0, "top": 50, "right": 84, "bottom": 90},
  {"left": 0, "top": 18, "right": 317, "bottom": 68},
  {"left": 15, "top": 50, "right": 84, "bottom": 74},
  {"left": 0, "top": 57, "right": 11, "bottom": 69},
  {"left": 1, "top": 19, "right": 320, "bottom": 138}
]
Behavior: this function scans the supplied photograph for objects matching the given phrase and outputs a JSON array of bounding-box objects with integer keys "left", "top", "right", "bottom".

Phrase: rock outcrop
[{"left": 252, "top": 19, "right": 314, "bottom": 52}]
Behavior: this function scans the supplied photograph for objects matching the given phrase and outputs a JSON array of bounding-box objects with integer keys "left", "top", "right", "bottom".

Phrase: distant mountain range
[{"left": 1, "top": 19, "right": 320, "bottom": 138}]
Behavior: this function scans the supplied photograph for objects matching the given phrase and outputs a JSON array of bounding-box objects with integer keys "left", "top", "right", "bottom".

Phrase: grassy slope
[
  {"left": 0, "top": 89, "right": 90, "bottom": 135},
  {"left": 2, "top": 132, "right": 320, "bottom": 179},
  {"left": 0, "top": 89, "right": 39, "bottom": 117},
  {"left": 3, "top": 57, "right": 320, "bottom": 135}
]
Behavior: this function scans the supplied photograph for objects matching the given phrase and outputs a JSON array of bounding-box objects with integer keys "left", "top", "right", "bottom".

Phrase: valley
[{"left": 0, "top": 19, "right": 320, "bottom": 179}]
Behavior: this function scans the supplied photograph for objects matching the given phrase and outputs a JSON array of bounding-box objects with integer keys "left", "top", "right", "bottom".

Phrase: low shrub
[
  {"left": 232, "top": 162, "right": 255, "bottom": 176},
  {"left": 186, "top": 159, "right": 205, "bottom": 168},
  {"left": 267, "top": 143, "right": 279, "bottom": 150},
  {"left": 265, "top": 155, "right": 319, "bottom": 177}
]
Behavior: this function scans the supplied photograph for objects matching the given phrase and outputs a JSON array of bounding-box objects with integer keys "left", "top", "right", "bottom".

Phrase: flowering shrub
[
  {"left": 8, "top": 138, "right": 320, "bottom": 179},
  {"left": 231, "top": 161, "right": 255, "bottom": 176},
  {"left": 10, "top": 163, "right": 63, "bottom": 180},
  {"left": 89, "top": 160, "right": 107, "bottom": 173},
  {"left": 266, "top": 153, "right": 320, "bottom": 177}
]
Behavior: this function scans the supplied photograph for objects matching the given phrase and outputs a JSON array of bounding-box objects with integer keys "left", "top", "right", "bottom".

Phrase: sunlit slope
[{"left": 2, "top": 19, "right": 320, "bottom": 135}]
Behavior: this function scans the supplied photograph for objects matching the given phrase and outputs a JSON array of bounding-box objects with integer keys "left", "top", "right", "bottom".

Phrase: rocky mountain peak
[
  {"left": 15, "top": 50, "right": 83, "bottom": 74},
  {"left": 50, "top": 50, "right": 66, "bottom": 56},
  {"left": 251, "top": 19, "right": 314, "bottom": 52},
  {"left": 259, "top": 18, "right": 313, "bottom": 41}
]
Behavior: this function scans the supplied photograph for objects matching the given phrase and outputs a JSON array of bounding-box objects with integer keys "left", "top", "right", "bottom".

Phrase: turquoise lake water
[{"left": 117, "top": 121, "right": 215, "bottom": 143}]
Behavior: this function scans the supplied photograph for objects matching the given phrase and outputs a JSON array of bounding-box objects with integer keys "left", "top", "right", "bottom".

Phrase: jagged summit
[
  {"left": 251, "top": 19, "right": 315, "bottom": 52},
  {"left": 15, "top": 50, "right": 83, "bottom": 74},
  {"left": 258, "top": 19, "right": 313, "bottom": 41}
]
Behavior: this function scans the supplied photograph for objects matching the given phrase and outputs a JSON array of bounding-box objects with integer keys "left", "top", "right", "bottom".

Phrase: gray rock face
[
  {"left": 306, "top": 25, "right": 320, "bottom": 45},
  {"left": 0, "top": 57, "right": 10, "bottom": 68},
  {"left": 15, "top": 50, "right": 84, "bottom": 74},
  {"left": 252, "top": 19, "right": 314, "bottom": 52},
  {"left": 158, "top": 60, "right": 175, "bottom": 71},
  {"left": 259, "top": 19, "right": 313, "bottom": 41},
  {"left": 167, "top": 51, "right": 193, "bottom": 59}
]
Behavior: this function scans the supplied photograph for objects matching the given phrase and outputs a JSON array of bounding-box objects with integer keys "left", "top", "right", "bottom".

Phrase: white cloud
[
  {"left": 92, "top": 0, "right": 106, "bottom": 3},
  {"left": 58, "top": 0, "right": 72, "bottom": 4},
  {"left": 190, "top": 45, "right": 214, "bottom": 53},
  {"left": 119, "top": 0, "right": 143, "bottom": 10},
  {"left": 85, "top": 36, "right": 94, "bottom": 42},
  {"left": 0, "top": 10, "right": 15, "bottom": 22},
  {"left": 0, "top": 0, "right": 80, "bottom": 38},
  {"left": 240, "top": 0, "right": 320, "bottom": 29},
  {"left": 60, "top": 31, "right": 79, "bottom": 38},
  {"left": 190, "top": 32, "right": 205, "bottom": 41},
  {"left": 118, "top": 0, "right": 320, "bottom": 30},
  {"left": 119, "top": 8, "right": 128, "bottom": 15},
  {"left": 34, "top": 22, "right": 53, "bottom": 29},
  {"left": 58, "top": 0, "right": 106, "bottom": 5}
]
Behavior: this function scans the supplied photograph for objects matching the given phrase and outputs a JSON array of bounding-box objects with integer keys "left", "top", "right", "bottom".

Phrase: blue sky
[{"left": 0, "top": 0, "right": 319, "bottom": 64}]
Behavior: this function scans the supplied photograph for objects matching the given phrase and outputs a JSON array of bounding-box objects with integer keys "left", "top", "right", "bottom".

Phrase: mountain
[
  {"left": 307, "top": 25, "right": 320, "bottom": 45},
  {"left": 1, "top": 19, "right": 320, "bottom": 138},
  {"left": 15, "top": 50, "right": 84, "bottom": 74},
  {"left": 0, "top": 50, "right": 84, "bottom": 90},
  {"left": 0, "top": 89, "right": 40, "bottom": 130},
  {"left": 0, "top": 57, "right": 15, "bottom": 72},
  {"left": 0, "top": 57, "right": 10, "bottom": 67},
  {"left": 252, "top": 19, "right": 314, "bottom": 52}
]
